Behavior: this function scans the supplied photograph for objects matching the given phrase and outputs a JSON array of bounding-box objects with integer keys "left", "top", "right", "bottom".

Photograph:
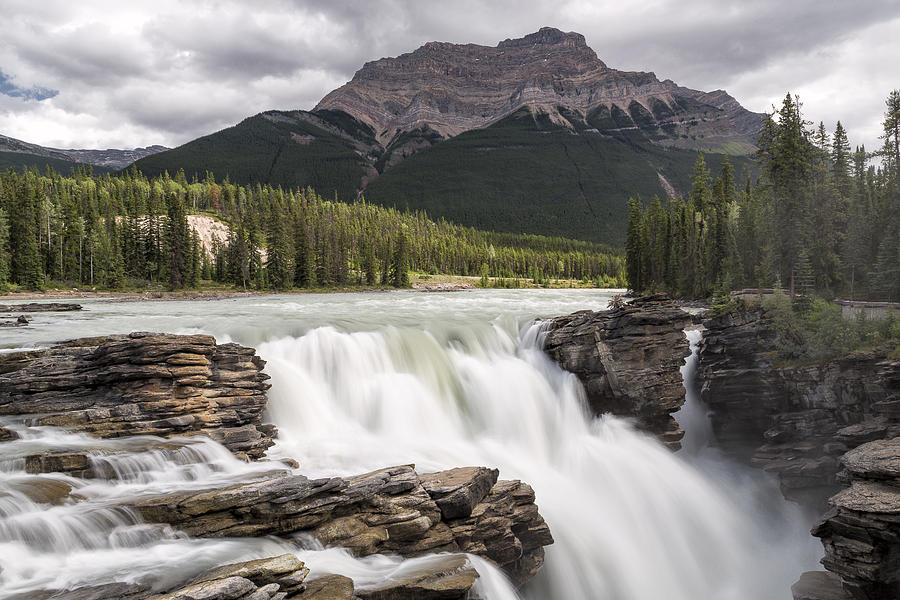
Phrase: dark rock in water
[
  {"left": 0, "top": 315, "right": 29, "bottom": 327},
  {"left": 0, "top": 332, "right": 275, "bottom": 458},
  {"left": 697, "top": 310, "right": 900, "bottom": 506},
  {"left": 791, "top": 571, "right": 851, "bottom": 600},
  {"left": 0, "top": 302, "right": 82, "bottom": 312},
  {"left": 127, "top": 464, "right": 552, "bottom": 586},
  {"left": 0, "top": 425, "right": 18, "bottom": 441},
  {"left": 811, "top": 438, "right": 900, "bottom": 600},
  {"left": 443, "top": 478, "right": 554, "bottom": 586},
  {"left": 542, "top": 293, "right": 693, "bottom": 449}
]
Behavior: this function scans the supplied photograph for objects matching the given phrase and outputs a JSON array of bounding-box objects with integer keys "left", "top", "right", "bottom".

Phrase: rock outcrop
[
  {"left": 802, "top": 438, "right": 900, "bottom": 600},
  {"left": 541, "top": 293, "right": 693, "bottom": 448},
  {"left": 0, "top": 332, "right": 275, "bottom": 458},
  {"left": 697, "top": 310, "right": 900, "bottom": 505},
  {"left": 129, "top": 464, "right": 552, "bottom": 586}
]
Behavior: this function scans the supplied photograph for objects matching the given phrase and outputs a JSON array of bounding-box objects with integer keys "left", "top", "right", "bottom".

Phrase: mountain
[
  {"left": 0, "top": 133, "right": 167, "bottom": 171},
  {"left": 134, "top": 27, "right": 763, "bottom": 245}
]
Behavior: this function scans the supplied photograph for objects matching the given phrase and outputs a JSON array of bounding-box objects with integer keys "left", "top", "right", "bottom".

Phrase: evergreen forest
[
  {"left": 625, "top": 91, "right": 900, "bottom": 301},
  {"left": 0, "top": 167, "right": 625, "bottom": 292}
]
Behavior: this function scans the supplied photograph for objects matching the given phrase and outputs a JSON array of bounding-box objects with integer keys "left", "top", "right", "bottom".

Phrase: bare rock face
[
  {"left": 316, "top": 27, "right": 761, "bottom": 151},
  {"left": 0, "top": 332, "right": 275, "bottom": 458},
  {"left": 810, "top": 438, "right": 900, "bottom": 600},
  {"left": 541, "top": 293, "right": 693, "bottom": 449},
  {"left": 697, "top": 311, "right": 900, "bottom": 506},
  {"left": 128, "top": 464, "right": 552, "bottom": 586}
]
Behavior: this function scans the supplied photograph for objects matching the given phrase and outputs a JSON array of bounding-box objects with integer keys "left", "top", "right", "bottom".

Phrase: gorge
[{"left": 1, "top": 290, "right": 897, "bottom": 599}]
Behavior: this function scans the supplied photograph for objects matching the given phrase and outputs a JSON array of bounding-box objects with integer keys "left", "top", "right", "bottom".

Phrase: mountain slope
[
  {"left": 134, "top": 27, "right": 763, "bottom": 245},
  {"left": 364, "top": 108, "right": 751, "bottom": 244},
  {"left": 134, "top": 110, "right": 375, "bottom": 200},
  {"left": 0, "top": 133, "right": 167, "bottom": 170}
]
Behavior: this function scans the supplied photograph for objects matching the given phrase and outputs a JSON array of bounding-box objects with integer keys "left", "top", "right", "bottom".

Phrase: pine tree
[
  {"left": 390, "top": 229, "right": 410, "bottom": 288},
  {"left": 625, "top": 197, "right": 645, "bottom": 293},
  {"left": 0, "top": 207, "right": 10, "bottom": 285}
]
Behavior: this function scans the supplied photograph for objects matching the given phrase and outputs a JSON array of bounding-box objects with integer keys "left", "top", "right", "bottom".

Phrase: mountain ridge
[
  {"left": 315, "top": 27, "right": 761, "bottom": 154},
  {"left": 0, "top": 133, "right": 167, "bottom": 170}
]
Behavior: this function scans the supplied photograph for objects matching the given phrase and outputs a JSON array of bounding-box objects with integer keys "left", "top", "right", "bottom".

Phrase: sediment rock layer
[
  {"left": 0, "top": 332, "right": 275, "bottom": 458},
  {"left": 541, "top": 293, "right": 693, "bottom": 448}
]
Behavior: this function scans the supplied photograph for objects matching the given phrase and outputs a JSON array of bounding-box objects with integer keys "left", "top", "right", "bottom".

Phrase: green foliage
[{"left": 763, "top": 292, "right": 899, "bottom": 362}]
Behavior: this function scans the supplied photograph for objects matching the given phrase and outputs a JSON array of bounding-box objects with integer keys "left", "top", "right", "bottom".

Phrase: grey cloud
[{"left": 0, "top": 0, "right": 895, "bottom": 151}]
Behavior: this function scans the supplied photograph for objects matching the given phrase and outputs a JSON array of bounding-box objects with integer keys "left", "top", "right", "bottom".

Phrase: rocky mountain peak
[
  {"left": 315, "top": 27, "right": 760, "bottom": 154},
  {"left": 497, "top": 27, "right": 589, "bottom": 50}
]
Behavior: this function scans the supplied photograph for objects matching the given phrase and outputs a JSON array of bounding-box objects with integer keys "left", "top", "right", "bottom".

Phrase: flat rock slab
[{"left": 841, "top": 438, "right": 900, "bottom": 481}]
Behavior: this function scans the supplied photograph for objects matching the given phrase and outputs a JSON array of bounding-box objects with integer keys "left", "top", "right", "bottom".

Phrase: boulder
[
  {"left": 0, "top": 333, "right": 275, "bottom": 458},
  {"left": 542, "top": 293, "right": 693, "bottom": 449}
]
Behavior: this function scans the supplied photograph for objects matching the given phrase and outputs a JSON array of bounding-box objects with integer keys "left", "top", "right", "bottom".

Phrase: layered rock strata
[
  {"left": 541, "top": 293, "right": 693, "bottom": 448},
  {"left": 316, "top": 27, "right": 761, "bottom": 149},
  {"left": 794, "top": 439, "right": 900, "bottom": 600},
  {"left": 0, "top": 332, "right": 275, "bottom": 458},
  {"left": 697, "top": 311, "right": 900, "bottom": 506},
  {"left": 130, "top": 464, "right": 552, "bottom": 586}
]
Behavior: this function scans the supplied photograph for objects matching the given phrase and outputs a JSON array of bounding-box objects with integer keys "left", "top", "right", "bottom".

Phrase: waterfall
[
  {"left": 259, "top": 320, "right": 815, "bottom": 600},
  {"left": 0, "top": 291, "right": 825, "bottom": 599}
]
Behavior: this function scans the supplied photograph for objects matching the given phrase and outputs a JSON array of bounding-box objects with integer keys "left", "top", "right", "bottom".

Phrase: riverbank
[{"left": 0, "top": 273, "right": 620, "bottom": 302}]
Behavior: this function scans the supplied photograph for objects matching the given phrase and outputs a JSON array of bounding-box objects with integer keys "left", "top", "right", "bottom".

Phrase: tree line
[
  {"left": 626, "top": 90, "right": 900, "bottom": 301},
  {"left": 0, "top": 168, "right": 626, "bottom": 291}
]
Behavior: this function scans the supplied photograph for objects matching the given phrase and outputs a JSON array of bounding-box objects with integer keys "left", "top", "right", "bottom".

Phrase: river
[{"left": 0, "top": 289, "right": 822, "bottom": 599}]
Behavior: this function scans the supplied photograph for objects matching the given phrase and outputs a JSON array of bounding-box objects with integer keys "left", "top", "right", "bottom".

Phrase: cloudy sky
[{"left": 1, "top": 0, "right": 898, "bottom": 152}]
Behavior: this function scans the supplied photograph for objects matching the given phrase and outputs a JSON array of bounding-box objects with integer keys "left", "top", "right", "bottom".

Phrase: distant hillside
[
  {"left": 134, "top": 110, "right": 374, "bottom": 201},
  {"left": 0, "top": 150, "right": 111, "bottom": 175},
  {"left": 0, "top": 133, "right": 166, "bottom": 170},
  {"left": 134, "top": 27, "right": 763, "bottom": 245}
]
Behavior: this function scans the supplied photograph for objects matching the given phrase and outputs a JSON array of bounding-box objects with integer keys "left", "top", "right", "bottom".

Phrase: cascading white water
[
  {"left": 260, "top": 318, "right": 816, "bottom": 600},
  {"left": 0, "top": 290, "right": 824, "bottom": 599}
]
